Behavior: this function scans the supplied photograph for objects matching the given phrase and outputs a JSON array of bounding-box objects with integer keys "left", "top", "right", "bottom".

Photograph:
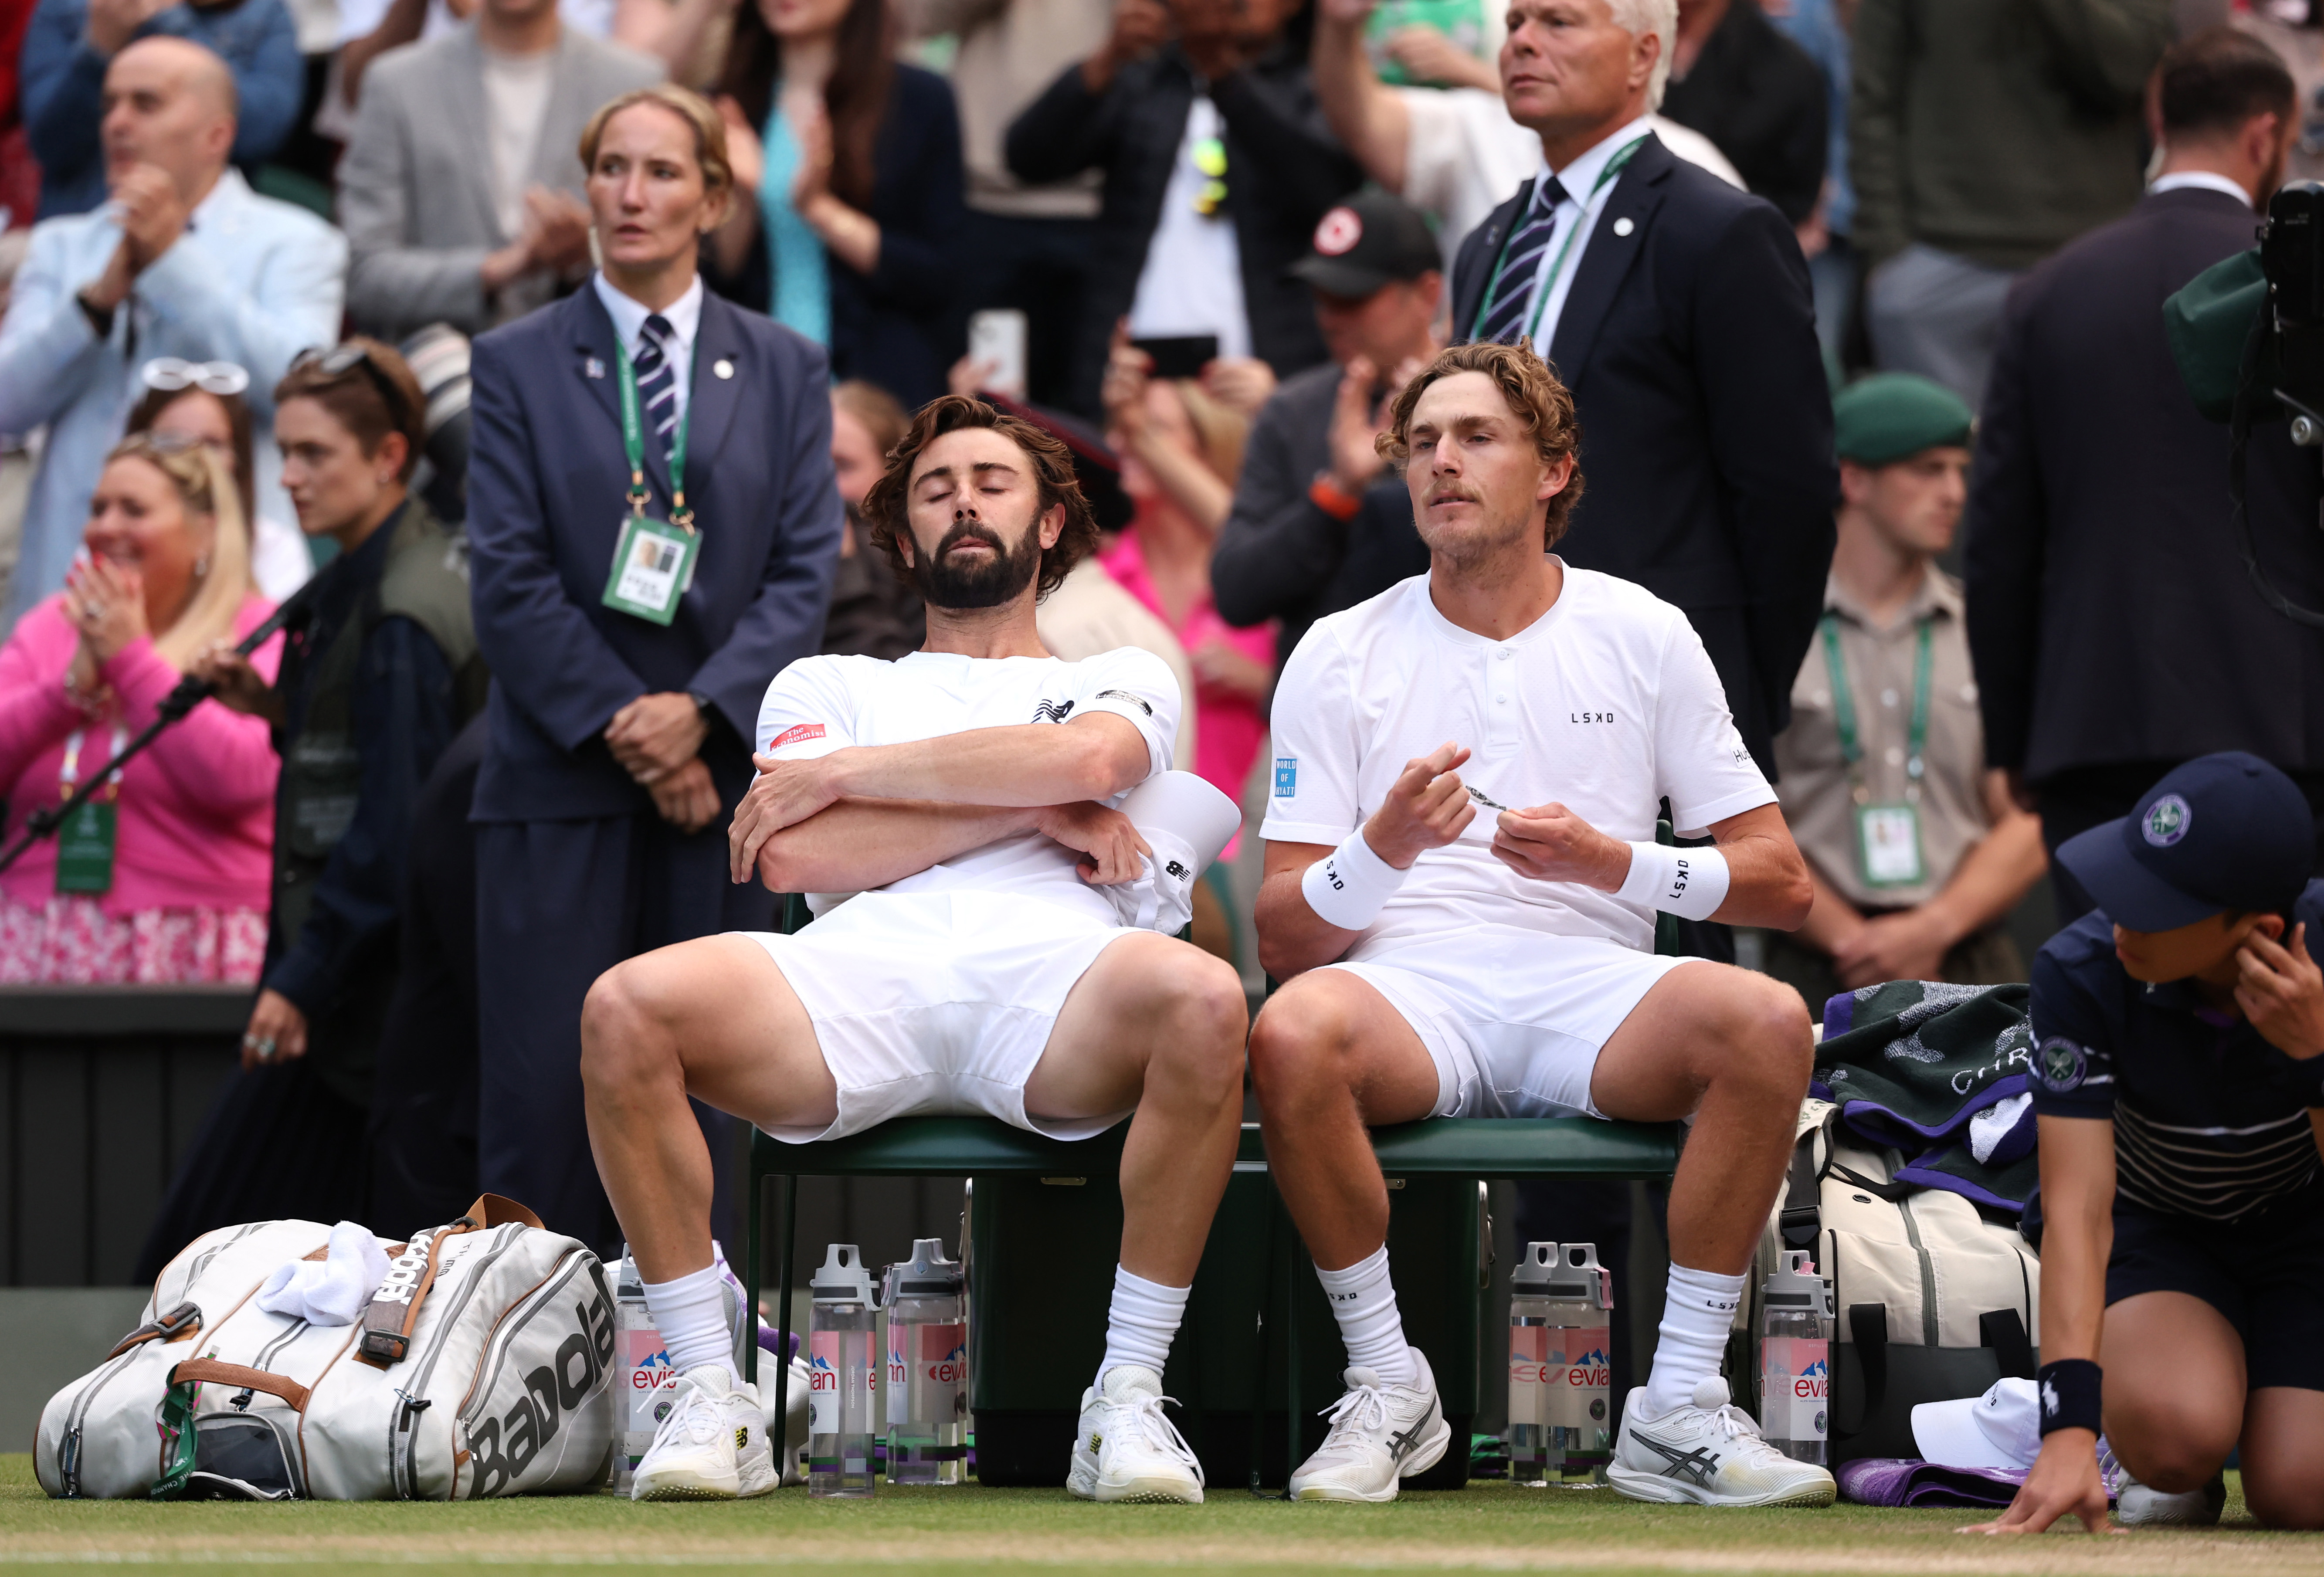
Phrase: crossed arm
[
  {"left": 1255, "top": 742, "right": 1815, "bottom": 978},
  {"left": 729, "top": 711, "right": 1155, "bottom": 894}
]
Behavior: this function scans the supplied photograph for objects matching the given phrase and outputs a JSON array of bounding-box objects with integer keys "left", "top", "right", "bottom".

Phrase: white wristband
[
  {"left": 1302, "top": 828, "right": 1408, "bottom": 930},
  {"left": 1615, "top": 840, "right": 1730, "bottom": 922}
]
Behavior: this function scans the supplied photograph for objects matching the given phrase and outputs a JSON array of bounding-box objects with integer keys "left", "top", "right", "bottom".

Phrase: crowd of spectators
[{"left": 0, "top": 0, "right": 2318, "bottom": 1248}]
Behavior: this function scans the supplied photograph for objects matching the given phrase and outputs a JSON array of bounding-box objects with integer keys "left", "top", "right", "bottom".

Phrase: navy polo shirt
[{"left": 2029, "top": 879, "right": 2324, "bottom": 1222}]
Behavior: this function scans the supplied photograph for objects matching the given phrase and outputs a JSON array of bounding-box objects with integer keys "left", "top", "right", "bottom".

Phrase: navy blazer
[
  {"left": 466, "top": 284, "right": 844, "bottom": 822},
  {"left": 1449, "top": 134, "right": 1836, "bottom": 775}
]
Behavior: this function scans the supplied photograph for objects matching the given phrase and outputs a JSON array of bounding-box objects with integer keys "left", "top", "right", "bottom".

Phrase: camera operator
[{"left": 1965, "top": 26, "right": 2324, "bottom": 923}]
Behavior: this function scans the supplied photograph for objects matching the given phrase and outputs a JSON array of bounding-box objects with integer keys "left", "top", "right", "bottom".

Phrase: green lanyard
[
  {"left": 614, "top": 333, "right": 695, "bottom": 532},
  {"left": 1820, "top": 614, "right": 1932, "bottom": 802},
  {"left": 1468, "top": 135, "right": 1648, "bottom": 344}
]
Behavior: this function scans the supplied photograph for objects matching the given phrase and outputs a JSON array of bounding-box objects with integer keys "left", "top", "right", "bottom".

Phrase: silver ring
[{"left": 254, "top": 1037, "right": 276, "bottom": 1061}]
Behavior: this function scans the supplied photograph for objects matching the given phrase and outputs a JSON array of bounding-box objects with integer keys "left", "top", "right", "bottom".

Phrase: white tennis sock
[
  {"left": 1095, "top": 1265, "right": 1190, "bottom": 1389},
  {"left": 642, "top": 1263, "right": 739, "bottom": 1382},
  {"left": 1641, "top": 1262, "right": 1747, "bottom": 1417},
  {"left": 1315, "top": 1245, "right": 1416, "bottom": 1387}
]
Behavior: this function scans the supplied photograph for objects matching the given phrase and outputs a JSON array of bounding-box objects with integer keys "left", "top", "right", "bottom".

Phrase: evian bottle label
[
  {"left": 1506, "top": 1325, "right": 1550, "bottom": 1426},
  {"left": 624, "top": 1327, "right": 678, "bottom": 1434},
  {"left": 808, "top": 1331, "right": 842, "bottom": 1435},
  {"left": 1547, "top": 1325, "right": 1612, "bottom": 1431},
  {"left": 1762, "top": 1336, "right": 1829, "bottom": 1441}
]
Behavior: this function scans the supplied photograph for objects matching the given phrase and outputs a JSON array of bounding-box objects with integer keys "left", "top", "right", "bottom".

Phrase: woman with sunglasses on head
[
  {"left": 0, "top": 434, "right": 281, "bottom": 984},
  {"left": 135, "top": 337, "right": 489, "bottom": 1268},
  {"left": 128, "top": 358, "right": 313, "bottom": 601}
]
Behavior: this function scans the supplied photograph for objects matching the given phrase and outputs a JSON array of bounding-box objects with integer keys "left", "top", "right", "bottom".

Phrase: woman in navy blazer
[
  {"left": 465, "top": 84, "right": 844, "bottom": 1244},
  {"left": 706, "top": 0, "right": 967, "bottom": 409}
]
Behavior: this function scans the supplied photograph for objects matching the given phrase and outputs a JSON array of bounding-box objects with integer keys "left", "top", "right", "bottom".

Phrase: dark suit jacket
[
  {"left": 1449, "top": 134, "right": 1837, "bottom": 773},
  {"left": 466, "top": 284, "right": 845, "bottom": 822},
  {"left": 1005, "top": 37, "right": 1363, "bottom": 415},
  {"left": 706, "top": 64, "right": 967, "bottom": 409},
  {"left": 1657, "top": 0, "right": 1827, "bottom": 225},
  {"left": 1964, "top": 186, "right": 2324, "bottom": 782}
]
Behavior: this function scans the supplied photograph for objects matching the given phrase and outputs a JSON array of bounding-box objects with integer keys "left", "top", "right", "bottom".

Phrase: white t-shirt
[
  {"left": 481, "top": 43, "right": 555, "bottom": 241},
  {"left": 1401, "top": 90, "right": 1744, "bottom": 272},
  {"left": 1260, "top": 566, "right": 1772, "bottom": 956},
  {"left": 756, "top": 646, "right": 1182, "bottom": 927},
  {"left": 1126, "top": 97, "right": 1252, "bottom": 361}
]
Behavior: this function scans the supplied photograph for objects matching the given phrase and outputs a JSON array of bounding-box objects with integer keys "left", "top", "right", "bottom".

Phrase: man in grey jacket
[
  {"left": 334, "top": 0, "right": 660, "bottom": 341},
  {"left": 1210, "top": 185, "right": 1440, "bottom": 670}
]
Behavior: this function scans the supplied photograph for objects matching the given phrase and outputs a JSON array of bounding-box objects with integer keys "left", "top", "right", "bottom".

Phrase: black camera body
[{"left": 2262, "top": 182, "right": 2324, "bottom": 434}]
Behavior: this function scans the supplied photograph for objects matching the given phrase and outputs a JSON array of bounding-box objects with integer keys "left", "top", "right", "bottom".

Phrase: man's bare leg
[
  {"left": 1025, "top": 931, "right": 1249, "bottom": 1395},
  {"left": 581, "top": 935, "right": 838, "bottom": 1380},
  {"left": 1585, "top": 961, "right": 1815, "bottom": 1421}
]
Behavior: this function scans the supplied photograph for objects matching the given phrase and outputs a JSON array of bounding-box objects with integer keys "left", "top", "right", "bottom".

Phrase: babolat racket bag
[{"left": 36, "top": 1194, "right": 615, "bottom": 1500}]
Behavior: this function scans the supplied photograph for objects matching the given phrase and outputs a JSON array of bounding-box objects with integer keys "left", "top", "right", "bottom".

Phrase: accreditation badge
[
  {"left": 54, "top": 800, "right": 117, "bottom": 894},
  {"left": 601, "top": 514, "right": 699, "bottom": 626},
  {"left": 1856, "top": 802, "right": 1924, "bottom": 888}
]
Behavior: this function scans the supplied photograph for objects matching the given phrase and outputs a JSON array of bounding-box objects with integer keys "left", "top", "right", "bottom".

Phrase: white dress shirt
[
  {"left": 2148, "top": 170, "right": 2254, "bottom": 208},
  {"left": 592, "top": 270, "right": 704, "bottom": 425},
  {"left": 1500, "top": 114, "right": 1658, "bottom": 349}
]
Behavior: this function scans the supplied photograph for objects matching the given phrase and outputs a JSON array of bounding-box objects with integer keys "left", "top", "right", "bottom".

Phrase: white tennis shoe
[
  {"left": 2116, "top": 1472, "right": 2225, "bottom": 1526},
  {"left": 631, "top": 1366, "right": 777, "bottom": 1501},
  {"left": 1067, "top": 1365, "right": 1206, "bottom": 1503},
  {"left": 1607, "top": 1377, "right": 1836, "bottom": 1507},
  {"left": 1287, "top": 1350, "right": 1452, "bottom": 1502}
]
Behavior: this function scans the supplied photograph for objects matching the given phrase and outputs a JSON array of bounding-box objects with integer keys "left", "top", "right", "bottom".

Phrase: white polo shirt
[
  {"left": 1261, "top": 566, "right": 1773, "bottom": 956},
  {"left": 757, "top": 646, "right": 1181, "bottom": 927}
]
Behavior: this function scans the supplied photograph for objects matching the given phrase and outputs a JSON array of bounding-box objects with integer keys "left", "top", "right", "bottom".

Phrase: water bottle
[
  {"left": 1531, "top": 1243, "right": 1614, "bottom": 1483},
  {"left": 606, "top": 1248, "right": 667, "bottom": 1496},
  {"left": 882, "top": 1238, "right": 968, "bottom": 1485},
  {"left": 808, "top": 1244, "right": 879, "bottom": 1498},
  {"left": 1758, "top": 1249, "right": 1833, "bottom": 1464},
  {"left": 1507, "top": 1242, "right": 1562, "bottom": 1484}
]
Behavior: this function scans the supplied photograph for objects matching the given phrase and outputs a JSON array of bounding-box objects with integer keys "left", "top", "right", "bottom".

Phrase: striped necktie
[
  {"left": 633, "top": 313, "right": 680, "bottom": 462},
  {"left": 1472, "top": 175, "right": 1571, "bottom": 347}
]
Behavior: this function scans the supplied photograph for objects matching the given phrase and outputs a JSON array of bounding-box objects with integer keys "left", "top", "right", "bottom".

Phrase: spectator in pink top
[
  {"left": 1099, "top": 321, "right": 1277, "bottom": 834},
  {"left": 0, "top": 432, "right": 280, "bottom": 982}
]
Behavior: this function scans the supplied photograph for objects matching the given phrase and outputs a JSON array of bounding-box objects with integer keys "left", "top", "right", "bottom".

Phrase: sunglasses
[
  {"left": 293, "top": 342, "right": 417, "bottom": 432},
  {"left": 141, "top": 358, "right": 250, "bottom": 397}
]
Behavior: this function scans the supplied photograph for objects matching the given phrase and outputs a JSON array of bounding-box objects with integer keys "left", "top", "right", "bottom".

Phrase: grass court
[{"left": 0, "top": 1456, "right": 2315, "bottom": 1575}]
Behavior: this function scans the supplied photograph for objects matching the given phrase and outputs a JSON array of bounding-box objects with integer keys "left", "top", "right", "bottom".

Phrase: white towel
[
  {"left": 257, "top": 1220, "right": 391, "bottom": 1325},
  {"left": 1097, "top": 772, "right": 1244, "bottom": 935}
]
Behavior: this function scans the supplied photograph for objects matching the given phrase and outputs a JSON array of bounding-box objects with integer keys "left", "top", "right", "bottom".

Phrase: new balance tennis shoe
[
  {"left": 1607, "top": 1377, "right": 1836, "bottom": 1507},
  {"left": 1068, "top": 1365, "right": 1205, "bottom": 1503},
  {"left": 1287, "top": 1351, "right": 1452, "bottom": 1502},
  {"left": 631, "top": 1366, "right": 777, "bottom": 1501}
]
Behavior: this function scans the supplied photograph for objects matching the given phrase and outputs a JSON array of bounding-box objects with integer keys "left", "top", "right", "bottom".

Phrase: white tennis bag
[{"left": 36, "top": 1195, "right": 615, "bottom": 1500}]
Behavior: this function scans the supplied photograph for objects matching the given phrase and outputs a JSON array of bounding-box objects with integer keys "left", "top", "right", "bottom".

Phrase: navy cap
[
  {"left": 1288, "top": 187, "right": 1442, "bottom": 298},
  {"left": 2055, "top": 752, "right": 2315, "bottom": 932}
]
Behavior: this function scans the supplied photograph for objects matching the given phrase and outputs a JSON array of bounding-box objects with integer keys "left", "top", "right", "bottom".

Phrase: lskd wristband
[
  {"left": 1614, "top": 839, "right": 1730, "bottom": 921},
  {"left": 1302, "top": 829, "right": 1408, "bottom": 929},
  {"left": 2036, "top": 1358, "right": 2102, "bottom": 1436}
]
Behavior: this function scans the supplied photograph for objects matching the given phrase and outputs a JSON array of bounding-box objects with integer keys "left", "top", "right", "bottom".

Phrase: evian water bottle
[
  {"left": 882, "top": 1238, "right": 967, "bottom": 1485},
  {"left": 1541, "top": 1243, "right": 1614, "bottom": 1482},
  {"left": 1758, "top": 1250, "right": 1833, "bottom": 1464},
  {"left": 809, "top": 1244, "right": 878, "bottom": 1498},
  {"left": 608, "top": 1250, "right": 663, "bottom": 1495},
  {"left": 1507, "top": 1242, "right": 1563, "bottom": 1483}
]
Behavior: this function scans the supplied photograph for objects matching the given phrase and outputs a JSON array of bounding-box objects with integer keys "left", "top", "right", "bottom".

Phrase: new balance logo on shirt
[{"left": 1031, "top": 699, "right": 1075, "bottom": 724}]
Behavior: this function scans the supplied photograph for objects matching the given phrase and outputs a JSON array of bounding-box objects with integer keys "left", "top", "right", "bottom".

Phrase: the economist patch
[{"left": 770, "top": 723, "right": 827, "bottom": 750}]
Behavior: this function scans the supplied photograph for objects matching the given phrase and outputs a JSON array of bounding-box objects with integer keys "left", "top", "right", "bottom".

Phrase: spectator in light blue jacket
[
  {"left": 20, "top": 0, "right": 304, "bottom": 219},
  {"left": 0, "top": 37, "right": 343, "bottom": 632}
]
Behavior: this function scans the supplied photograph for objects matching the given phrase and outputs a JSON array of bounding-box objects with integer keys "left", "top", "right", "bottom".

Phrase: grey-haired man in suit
[{"left": 335, "top": 0, "right": 662, "bottom": 341}]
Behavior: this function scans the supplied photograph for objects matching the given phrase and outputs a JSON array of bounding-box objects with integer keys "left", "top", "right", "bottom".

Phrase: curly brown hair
[
  {"left": 862, "top": 395, "right": 1098, "bottom": 599},
  {"left": 1376, "top": 338, "right": 1586, "bottom": 548}
]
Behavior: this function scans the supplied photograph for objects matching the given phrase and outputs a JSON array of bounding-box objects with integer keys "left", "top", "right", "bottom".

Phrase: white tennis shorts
[
  {"left": 1328, "top": 926, "right": 1703, "bottom": 1119},
  {"left": 741, "top": 889, "right": 1145, "bottom": 1144}
]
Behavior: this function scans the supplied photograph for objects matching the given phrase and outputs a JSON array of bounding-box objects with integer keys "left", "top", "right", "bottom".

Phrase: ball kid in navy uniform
[{"left": 1977, "top": 752, "right": 2324, "bottom": 1534}]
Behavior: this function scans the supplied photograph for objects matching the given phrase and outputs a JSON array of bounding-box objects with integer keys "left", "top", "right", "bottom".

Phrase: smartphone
[
  {"left": 1133, "top": 334, "right": 1220, "bottom": 380},
  {"left": 967, "top": 308, "right": 1029, "bottom": 400}
]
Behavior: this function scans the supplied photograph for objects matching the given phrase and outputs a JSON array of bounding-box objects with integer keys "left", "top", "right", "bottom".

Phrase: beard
[{"left": 911, "top": 516, "right": 1045, "bottom": 610}]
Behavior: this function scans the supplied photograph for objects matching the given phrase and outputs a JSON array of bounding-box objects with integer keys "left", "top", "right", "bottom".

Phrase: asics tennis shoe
[
  {"left": 1608, "top": 1377, "right": 1836, "bottom": 1508},
  {"left": 631, "top": 1366, "right": 777, "bottom": 1501},
  {"left": 1068, "top": 1365, "right": 1206, "bottom": 1503},
  {"left": 1287, "top": 1350, "right": 1452, "bottom": 1502}
]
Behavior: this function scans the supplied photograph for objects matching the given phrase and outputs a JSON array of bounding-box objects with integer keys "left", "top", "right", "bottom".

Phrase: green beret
[{"left": 1832, "top": 373, "right": 1975, "bottom": 466}]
